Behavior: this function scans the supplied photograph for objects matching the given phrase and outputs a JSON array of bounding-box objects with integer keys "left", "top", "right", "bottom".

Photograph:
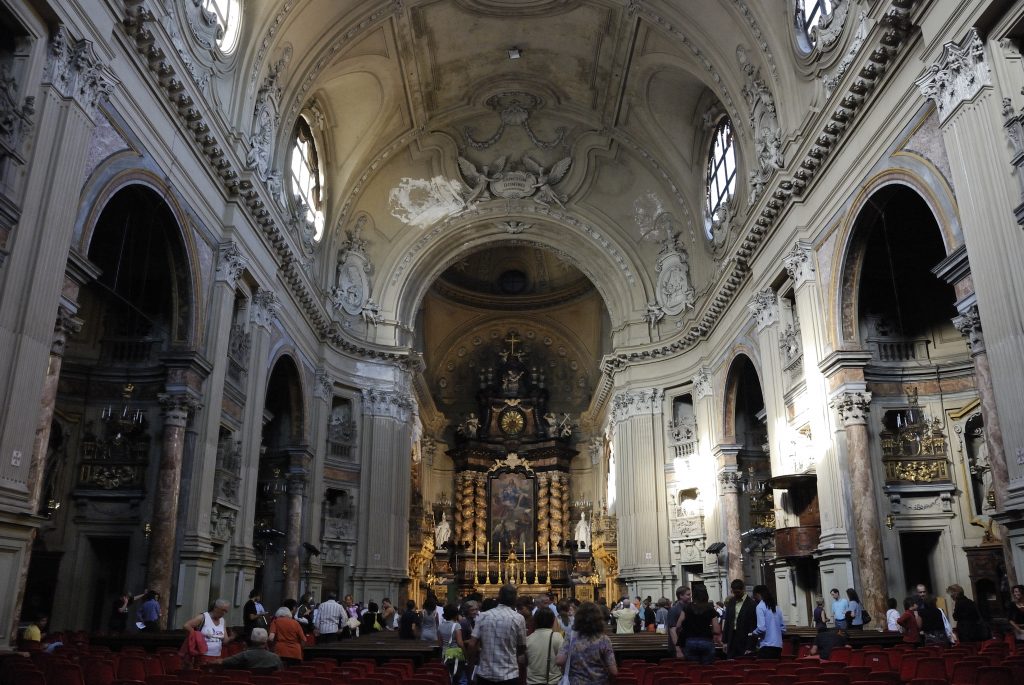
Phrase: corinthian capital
[
  {"left": 916, "top": 28, "right": 991, "bottom": 124},
  {"left": 692, "top": 369, "right": 712, "bottom": 401},
  {"left": 832, "top": 391, "right": 872, "bottom": 427},
  {"left": 216, "top": 243, "right": 248, "bottom": 288},
  {"left": 718, "top": 470, "right": 744, "bottom": 494},
  {"left": 783, "top": 242, "right": 816, "bottom": 287},
  {"left": 952, "top": 305, "right": 985, "bottom": 354},
  {"left": 361, "top": 388, "right": 413, "bottom": 421},
  {"left": 747, "top": 288, "right": 779, "bottom": 331},
  {"left": 44, "top": 26, "right": 116, "bottom": 122},
  {"left": 52, "top": 304, "right": 83, "bottom": 356},
  {"left": 158, "top": 392, "right": 203, "bottom": 427},
  {"left": 251, "top": 288, "right": 280, "bottom": 329},
  {"left": 611, "top": 388, "right": 664, "bottom": 423}
]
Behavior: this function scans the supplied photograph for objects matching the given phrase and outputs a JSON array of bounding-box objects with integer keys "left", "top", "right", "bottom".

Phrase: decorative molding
[
  {"left": 728, "top": 0, "right": 778, "bottom": 81},
  {"left": 209, "top": 503, "right": 236, "bottom": 542},
  {"left": 611, "top": 388, "right": 664, "bottom": 423},
  {"left": 44, "top": 26, "right": 115, "bottom": 123},
  {"left": 250, "top": 288, "right": 280, "bottom": 329},
  {"left": 246, "top": 45, "right": 291, "bottom": 182},
  {"left": 0, "top": 60, "right": 36, "bottom": 164},
  {"left": 361, "top": 388, "right": 413, "bottom": 421},
  {"left": 693, "top": 369, "right": 712, "bottom": 401},
  {"left": 783, "top": 241, "right": 816, "bottom": 287},
  {"left": 737, "top": 44, "right": 783, "bottom": 203},
  {"left": 655, "top": 237, "right": 696, "bottom": 316},
  {"left": 249, "top": 2, "right": 296, "bottom": 88},
  {"left": 52, "top": 305, "right": 83, "bottom": 357},
  {"left": 747, "top": 287, "right": 778, "bottom": 331},
  {"left": 463, "top": 91, "right": 566, "bottom": 150},
  {"left": 952, "top": 304, "right": 984, "bottom": 354},
  {"left": 823, "top": 11, "right": 869, "bottom": 97},
  {"left": 832, "top": 391, "right": 871, "bottom": 427},
  {"left": 313, "top": 369, "right": 334, "bottom": 401},
  {"left": 916, "top": 28, "right": 991, "bottom": 124},
  {"left": 183, "top": 0, "right": 221, "bottom": 51},
  {"left": 810, "top": 0, "right": 851, "bottom": 53},
  {"left": 487, "top": 451, "right": 535, "bottom": 474},
  {"left": 215, "top": 242, "right": 247, "bottom": 288},
  {"left": 456, "top": 153, "right": 572, "bottom": 208}
]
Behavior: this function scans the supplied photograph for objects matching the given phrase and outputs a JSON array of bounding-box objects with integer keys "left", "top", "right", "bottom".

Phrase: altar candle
[
  {"left": 547, "top": 541, "right": 551, "bottom": 580},
  {"left": 535, "top": 541, "right": 539, "bottom": 579},
  {"left": 474, "top": 540, "right": 479, "bottom": 582},
  {"left": 487, "top": 541, "right": 490, "bottom": 581}
]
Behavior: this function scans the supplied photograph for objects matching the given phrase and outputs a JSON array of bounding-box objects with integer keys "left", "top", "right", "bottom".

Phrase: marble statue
[
  {"left": 434, "top": 512, "right": 452, "bottom": 547},
  {"left": 575, "top": 511, "right": 591, "bottom": 549}
]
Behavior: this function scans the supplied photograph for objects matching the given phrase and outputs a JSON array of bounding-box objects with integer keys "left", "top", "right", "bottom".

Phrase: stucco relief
[
  {"left": 331, "top": 217, "right": 377, "bottom": 320},
  {"left": 656, "top": 246, "right": 695, "bottom": 316},
  {"left": 246, "top": 46, "right": 292, "bottom": 183}
]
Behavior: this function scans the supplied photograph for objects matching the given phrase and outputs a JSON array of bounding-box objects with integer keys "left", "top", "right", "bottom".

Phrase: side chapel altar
[{"left": 422, "top": 332, "right": 613, "bottom": 601}]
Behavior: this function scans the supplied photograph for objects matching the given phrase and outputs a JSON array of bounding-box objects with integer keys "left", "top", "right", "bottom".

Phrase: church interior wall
[{"left": 5, "top": 0, "right": 1024, "bottom": 636}]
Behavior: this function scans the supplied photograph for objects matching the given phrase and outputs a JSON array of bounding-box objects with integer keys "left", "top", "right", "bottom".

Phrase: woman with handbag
[
  {"left": 556, "top": 602, "right": 617, "bottom": 685},
  {"left": 439, "top": 604, "right": 468, "bottom": 685},
  {"left": 527, "top": 608, "right": 564, "bottom": 685}
]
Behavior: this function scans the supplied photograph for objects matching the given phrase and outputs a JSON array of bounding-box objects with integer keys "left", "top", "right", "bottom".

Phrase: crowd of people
[{"left": 19, "top": 576, "right": 1024, "bottom": 678}]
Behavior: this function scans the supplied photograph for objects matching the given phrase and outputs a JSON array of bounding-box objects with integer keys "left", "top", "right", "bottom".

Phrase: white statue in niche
[
  {"left": 968, "top": 425, "right": 995, "bottom": 514},
  {"left": 575, "top": 512, "right": 591, "bottom": 549},
  {"left": 434, "top": 512, "right": 452, "bottom": 548}
]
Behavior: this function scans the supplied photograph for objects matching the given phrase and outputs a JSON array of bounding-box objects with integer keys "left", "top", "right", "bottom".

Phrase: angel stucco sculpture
[
  {"left": 457, "top": 155, "right": 506, "bottom": 205},
  {"left": 523, "top": 155, "right": 572, "bottom": 207}
]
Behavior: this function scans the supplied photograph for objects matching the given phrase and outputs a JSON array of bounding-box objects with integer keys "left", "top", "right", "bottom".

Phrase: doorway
[{"left": 899, "top": 530, "right": 941, "bottom": 595}]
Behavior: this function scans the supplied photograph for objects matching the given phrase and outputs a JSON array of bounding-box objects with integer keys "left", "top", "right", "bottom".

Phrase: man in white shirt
[{"left": 316, "top": 592, "right": 344, "bottom": 642}]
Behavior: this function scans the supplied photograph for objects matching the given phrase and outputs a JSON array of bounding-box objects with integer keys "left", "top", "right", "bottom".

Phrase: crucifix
[{"left": 503, "top": 331, "right": 524, "bottom": 361}]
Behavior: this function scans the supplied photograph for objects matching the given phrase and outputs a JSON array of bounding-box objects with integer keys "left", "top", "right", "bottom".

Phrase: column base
[{"left": 0, "top": 512, "right": 40, "bottom": 645}]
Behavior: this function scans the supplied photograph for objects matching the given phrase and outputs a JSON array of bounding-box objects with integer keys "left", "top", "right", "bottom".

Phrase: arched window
[
  {"left": 798, "top": 0, "right": 832, "bottom": 46},
  {"left": 289, "top": 118, "right": 325, "bottom": 241},
  {"left": 705, "top": 118, "right": 737, "bottom": 236},
  {"left": 202, "top": 0, "right": 242, "bottom": 54}
]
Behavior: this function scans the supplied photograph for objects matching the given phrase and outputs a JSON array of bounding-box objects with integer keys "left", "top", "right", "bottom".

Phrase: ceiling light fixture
[{"left": 507, "top": 46, "right": 522, "bottom": 60}]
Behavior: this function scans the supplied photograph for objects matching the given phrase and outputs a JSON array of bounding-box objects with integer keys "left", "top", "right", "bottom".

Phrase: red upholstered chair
[
  {"left": 117, "top": 656, "right": 150, "bottom": 683},
  {"left": 842, "top": 667, "right": 872, "bottom": 682},
  {"left": 83, "top": 658, "right": 116, "bottom": 685},
  {"left": 652, "top": 676, "right": 692, "bottom": 685},
  {"left": 709, "top": 676, "right": 743, "bottom": 685},
  {"left": 13, "top": 672, "right": 47, "bottom": 685},
  {"left": 913, "top": 657, "right": 946, "bottom": 680},
  {"left": 860, "top": 672, "right": 898, "bottom": 685},
  {"left": 862, "top": 653, "right": 889, "bottom": 672},
  {"left": 950, "top": 658, "right": 987, "bottom": 685},
  {"left": 909, "top": 680, "right": 947, "bottom": 685},
  {"left": 898, "top": 654, "right": 925, "bottom": 684},
  {"left": 828, "top": 646, "right": 852, "bottom": 664},
  {"left": 249, "top": 677, "right": 279, "bottom": 685},
  {"left": 223, "top": 672, "right": 251, "bottom": 684},
  {"left": 49, "top": 662, "right": 88, "bottom": 685},
  {"left": 848, "top": 651, "right": 865, "bottom": 668},
  {"left": 176, "top": 673, "right": 201, "bottom": 683},
  {"left": 157, "top": 652, "right": 183, "bottom": 675},
  {"left": 350, "top": 658, "right": 376, "bottom": 673},
  {"left": 819, "top": 662, "right": 847, "bottom": 673},
  {"left": 847, "top": 681, "right": 887, "bottom": 685},
  {"left": 111, "top": 680, "right": 148, "bottom": 685},
  {"left": 764, "top": 675, "right": 797, "bottom": 685},
  {"left": 974, "top": 666, "right": 1014, "bottom": 685}
]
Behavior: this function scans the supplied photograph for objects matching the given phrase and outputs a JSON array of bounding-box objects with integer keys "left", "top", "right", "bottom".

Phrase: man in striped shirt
[{"left": 315, "top": 592, "right": 344, "bottom": 642}]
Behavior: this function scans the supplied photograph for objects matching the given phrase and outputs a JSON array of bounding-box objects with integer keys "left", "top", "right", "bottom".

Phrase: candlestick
[
  {"left": 485, "top": 541, "right": 491, "bottom": 585},
  {"left": 546, "top": 541, "right": 551, "bottom": 584},
  {"left": 474, "top": 540, "right": 479, "bottom": 585},
  {"left": 522, "top": 541, "right": 527, "bottom": 584},
  {"left": 498, "top": 542, "right": 502, "bottom": 583},
  {"left": 534, "top": 542, "right": 539, "bottom": 585}
]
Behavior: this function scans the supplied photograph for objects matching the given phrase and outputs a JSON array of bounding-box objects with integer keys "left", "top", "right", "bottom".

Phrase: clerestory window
[
  {"left": 202, "top": 0, "right": 242, "bottom": 54},
  {"left": 290, "top": 117, "right": 325, "bottom": 242},
  {"left": 705, "top": 118, "right": 737, "bottom": 237}
]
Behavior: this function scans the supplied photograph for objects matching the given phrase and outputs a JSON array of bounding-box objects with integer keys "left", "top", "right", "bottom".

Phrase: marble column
[
  {"left": 304, "top": 370, "right": 334, "bottom": 599},
  {"left": 832, "top": 391, "right": 887, "bottom": 626},
  {"left": 784, "top": 242, "right": 856, "bottom": 593},
  {"left": 227, "top": 287, "right": 279, "bottom": 616},
  {"left": 612, "top": 388, "right": 673, "bottom": 599},
  {"left": 952, "top": 303, "right": 1018, "bottom": 584},
  {"left": 148, "top": 392, "right": 201, "bottom": 626},
  {"left": 0, "top": 28, "right": 111, "bottom": 642},
  {"left": 718, "top": 469, "right": 744, "bottom": 582},
  {"left": 178, "top": 243, "right": 248, "bottom": 618},
  {"left": 918, "top": 30, "right": 1024, "bottom": 523},
  {"left": 284, "top": 455, "right": 309, "bottom": 600},
  {"left": 747, "top": 288, "right": 790, "bottom": 528},
  {"left": 952, "top": 306, "right": 1010, "bottom": 508},
  {"left": 352, "top": 386, "right": 414, "bottom": 601},
  {"left": 26, "top": 306, "right": 82, "bottom": 513}
]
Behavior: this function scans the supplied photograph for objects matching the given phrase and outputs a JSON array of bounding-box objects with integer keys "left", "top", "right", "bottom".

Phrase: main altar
[{"left": 423, "top": 331, "right": 608, "bottom": 600}]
